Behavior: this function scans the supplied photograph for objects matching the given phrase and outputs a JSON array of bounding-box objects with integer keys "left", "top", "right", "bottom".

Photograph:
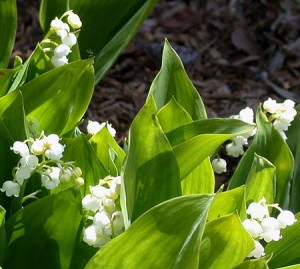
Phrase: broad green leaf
[
  {"left": 166, "top": 118, "right": 254, "bottom": 147},
  {"left": 232, "top": 256, "right": 271, "bottom": 269},
  {"left": 86, "top": 194, "right": 214, "bottom": 269},
  {"left": 0, "top": 206, "right": 7, "bottom": 265},
  {"left": 157, "top": 97, "right": 214, "bottom": 194},
  {"left": 157, "top": 97, "right": 193, "bottom": 133},
  {"left": 199, "top": 213, "right": 254, "bottom": 269},
  {"left": 39, "top": 0, "right": 68, "bottom": 32},
  {"left": 149, "top": 39, "right": 206, "bottom": 120},
  {"left": 265, "top": 213, "right": 300, "bottom": 268},
  {"left": 0, "top": 91, "right": 27, "bottom": 208},
  {"left": 3, "top": 188, "right": 83, "bottom": 269},
  {"left": 173, "top": 133, "right": 246, "bottom": 180},
  {"left": 0, "top": 0, "right": 17, "bottom": 68},
  {"left": 207, "top": 186, "right": 246, "bottom": 221},
  {"left": 245, "top": 153, "right": 276, "bottom": 204},
  {"left": 18, "top": 59, "right": 94, "bottom": 136},
  {"left": 0, "top": 66, "right": 22, "bottom": 97},
  {"left": 287, "top": 105, "right": 300, "bottom": 212},
  {"left": 56, "top": 134, "right": 109, "bottom": 195},
  {"left": 121, "top": 96, "right": 181, "bottom": 226},
  {"left": 229, "top": 106, "right": 294, "bottom": 206},
  {"left": 180, "top": 158, "right": 215, "bottom": 195},
  {"left": 89, "top": 127, "right": 125, "bottom": 176}
]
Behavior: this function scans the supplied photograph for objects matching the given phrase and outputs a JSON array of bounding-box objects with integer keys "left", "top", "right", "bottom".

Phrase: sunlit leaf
[
  {"left": 0, "top": 0, "right": 17, "bottom": 68},
  {"left": 199, "top": 213, "right": 254, "bottom": 269},
  {"left": 86, "top": 194, "right": 214, "bottom": 269},
  {"left": 121, "top": 96, "right": 181, "bottom": 226}
]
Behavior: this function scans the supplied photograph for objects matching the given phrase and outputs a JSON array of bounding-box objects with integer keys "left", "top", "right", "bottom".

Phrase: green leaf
[
  {"left": 232, "top": 256, "right": 271, "bottom": 269},
  {"left": 39, "top": 0, "right": 68, "bottom": 32},
  {"left": 0, "top": 0, "right": 17, "bottom": 68},
  {"left": 85, "top": 194, "right": 214, "bottom": 269},
  {"left": 0, "top": 91, "right": 27, "bottom": 208},
  {"left": 229, "top": 106, "right": 293, "bottom": 206},
  {"left": 287, "top": 105, "right": 300, "bottom": 212},
  {"left": 0, "top": 65, "right": 22, "bottom": 97},
  {"left": 207, "top": 186, "right": 246, "bottom": 221},
  {"left": 245, "top": 153, "right": 276, "bottom": 204},
  {"left": 166, "top": 118, "right": 254, "bottom": 147},
  {"left": 275, "top": 265, "right": 300, "bottom": 269},
  {"left": 148, "top": 39, "right": 206, "bottom": 120},
  {"left": 89, "top": 127, "right": 125, "bottom": 176},
  {"left": 199, "top": 213, "right": 254, "bottom": 269},
  {"left": 121, "top": 96, "right": 181, "bottom": 226},
  {"left": 18, "top": 59, "right": 94, "bottom": 136},
  {"left": 3, "top": 188, "right": 83, "bottom": 269},
  {"left": 157, "top": 96, "right": 214, "bottom": 195},
  {"left": 265, "top": 213, "right": 300, "bottom": 268},
  {"left": 58, "top": 134, "right": 109, "bottom": 195},
  {"left": 0, "top": 206, "right": 7, "bottom": 265}
]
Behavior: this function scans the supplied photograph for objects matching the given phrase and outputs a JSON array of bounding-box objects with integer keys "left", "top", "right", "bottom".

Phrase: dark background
[{"left": 14, "top": 0, "right": 300, "bottom": 144}]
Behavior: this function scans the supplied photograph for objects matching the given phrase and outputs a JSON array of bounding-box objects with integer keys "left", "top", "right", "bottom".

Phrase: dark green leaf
[
  {"left": 85, "top": 194, "right": 214, "bottom": 269},
  {"left": 265, "top": 213, "right": 300, "bottom": 268},
  {"left": 0, "top": 0, "right": 17, "bottom": 68},
  {"left": 4, "top": 188, "right": 83, "bottom": 269},
  {"left": 0, "top": 66, "right": 22, "bottom": 97},
  {"left": 0, "top": 206, "right": 7, "bottom": 265},
  {"left": 286, "top": 105, "right": 300, "bottom": 212}
]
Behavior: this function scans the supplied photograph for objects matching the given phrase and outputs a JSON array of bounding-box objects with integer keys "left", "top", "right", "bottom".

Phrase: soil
[{"left": 13, "top": 0, "right": 300, "bottom": 185}]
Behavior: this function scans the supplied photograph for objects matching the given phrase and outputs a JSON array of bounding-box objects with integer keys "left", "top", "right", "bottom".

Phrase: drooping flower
[
  {"left": 41, "top": 167, "right": 61, "bottom": 190},
  {"left": 246, "top": 198, "right": 269, "bottom": 221},
  {"left": 277, "top": 210, "right": 297, "bottom": 228},
  {"left": 242, "top": 219, "right": 263, "bottom": 238},
  {"left": 0, "top": 181, "right": 20, "bottom": 197},
  {"left": 10, "top": 141, "right": 29, "bottom": 157},
  {"left": 211, "top": 158, "right": 227, "bottom": 174},
  {"left": 67, "top": 11, "right": 82, "bottom": 29},
  {"left": 247, "top": 240, "right": 265, "bottom": 258}
]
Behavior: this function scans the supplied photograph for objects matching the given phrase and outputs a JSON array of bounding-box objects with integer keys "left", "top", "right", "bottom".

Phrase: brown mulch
[{"left": 14, "top": 0, "right": 300, "bottom": 145}]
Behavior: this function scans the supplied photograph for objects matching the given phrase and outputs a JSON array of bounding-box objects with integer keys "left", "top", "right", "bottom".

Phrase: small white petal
[
  {"left": 82, "top": 194, "right": 102, "bottom": 212},
  {"left": 11, "top": 141, "right": 29, "bottom": 157},
  {"left": 62, "top": 33, "right": 77, "bottom": 46},
  {"left": 0, "top": 181, "right": 20, "bottom": 197},
  {"left": 277, "top": 210, "right": 297, "bottom": 228},
  {"left": 211, "top": 158, "right": 227, "bottom": 174}
]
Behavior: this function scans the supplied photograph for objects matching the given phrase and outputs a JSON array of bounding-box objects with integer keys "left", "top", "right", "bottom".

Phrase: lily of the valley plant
[{"left": 1, "top": 2, "right": 300, "bottom": 269}]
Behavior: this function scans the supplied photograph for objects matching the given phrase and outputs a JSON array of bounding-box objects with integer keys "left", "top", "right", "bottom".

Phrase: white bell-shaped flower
[
  {"left": 263, "top": 98, "right": 279, "bottom": 114},
  {"left": 50, "top": 17, "right": 65, "bottom": 31},
  {"left": 54, "top": 44, "right": 71, "bottom": 58},
  {"left": 51, "top": 55, "right": 68, "bottom": 67},
  {"left": 41, "top": 167, "right": 61, "bottom": 190},
  {"left": 93, "top": 212, "right": 111, "bottom": 228},
  {"left": 82, "top": 194, "right": 102, "bottom": 212},
  {"left": 11, "top": 141, "right": 29, "bottom": 157},
  {"left": 62, "top": 33, "right": 77, "bottom": 46},
  {"left": 246, "top": 199, "right": 269, "bottom": 221},
  {"left": 226, "top": 142, "right": 244, "bottom": 157},
  {"left": 260, "top": 217, "right": 281, "bottom": 242},
  {"left": 112, "top": 211, "right": 124, "bottom": 235},
  {"left": 83, "top": 225, "right": 109, "bottom": 248},
  {"left": 247, "top": 240, "right": 265, "bottom": 258},
  {"left": 0, "top": 181, "right": 20, "bottom": 197},
  {"left": 277, "top": 210, "right": 297, "bottom": 228},
  {"left": 239, "top": 107, "right": 255, "bottom": 124},
  {"left": 67, "top": 12, "right": 82, "bottom": 29},
  {"left": 15, "top": 166, "right": 32, "bottom": 185},
  {"left": 242, "top": 218, "right": 263, "bottom": 238},
  {"left": 211, "top": 158, "right": 227, "bottom": 174}
]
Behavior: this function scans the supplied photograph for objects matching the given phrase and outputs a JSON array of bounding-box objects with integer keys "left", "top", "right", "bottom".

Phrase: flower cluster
[
  {"left": 87, "top": 120, "right": 116, "bottom": 137},
  {"left": 0, "top": 132, "right": 83, "bottom": 198},
  {"left": 242, "top": 197, "right": 297, "bottom": 258},
  {"left": 263, "top": 98, "right": 297, "bottom": 140},
  {"left": 47, "top": 11, "right": 82, "bottom": 67},
  {"left": 82, "top": 175, "right": 124, "bottom": 248},
  {"left": 226, "top": 107, "right": 257, "bottom": 157}
]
